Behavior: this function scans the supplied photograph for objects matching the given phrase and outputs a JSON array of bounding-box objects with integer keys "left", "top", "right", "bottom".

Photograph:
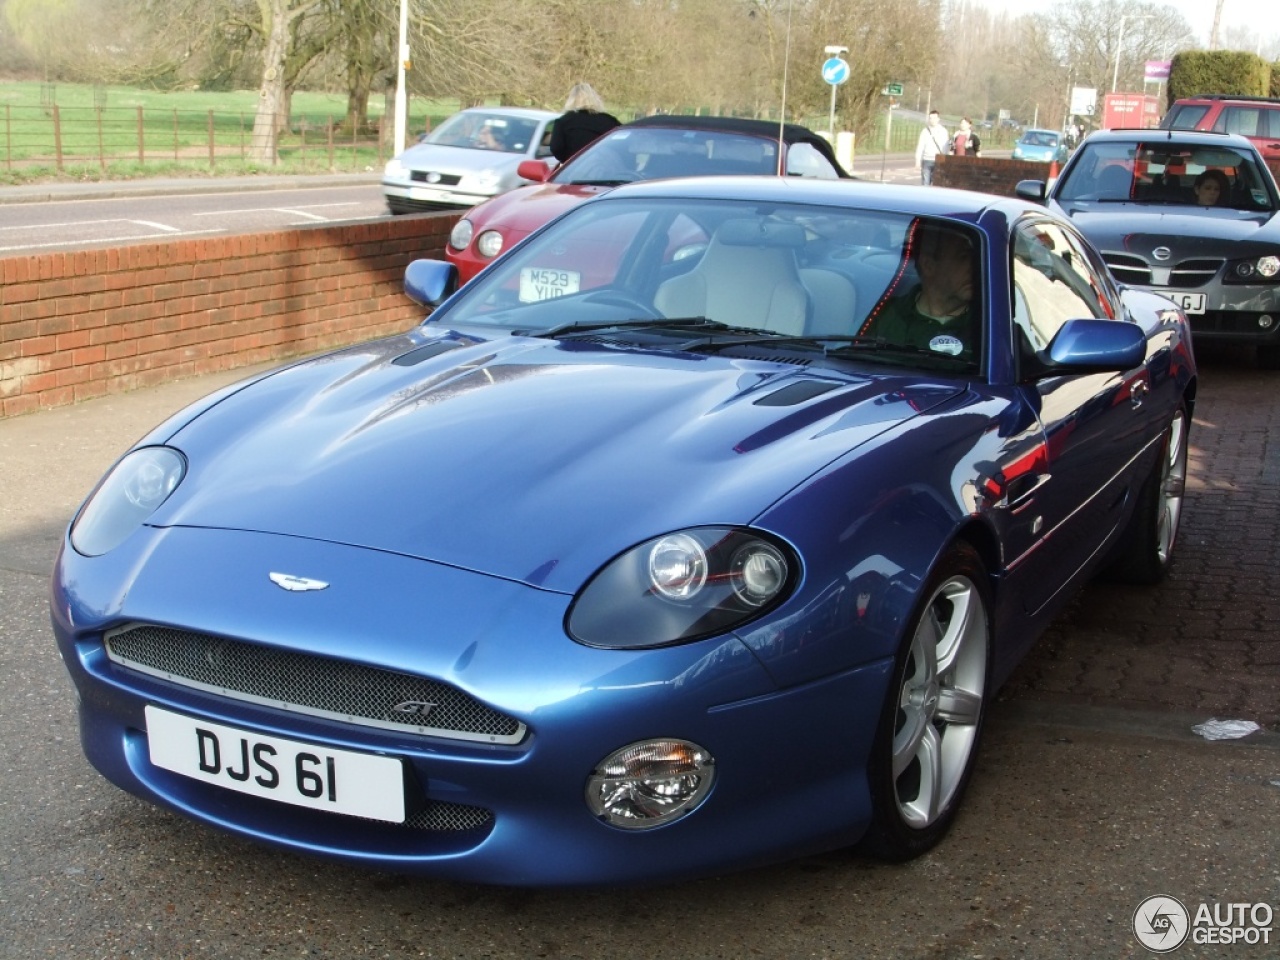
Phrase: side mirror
[
  {"left": 517, "top": 159, "right": 551, "bottom": 183},
  {"left": 1015, "top": 179, "right": 1047, "bottom": 203},
  {"left": 1045, "top": 319, "right": 1145, "bottom": 373},
  {"left": 404, "top": 259, "right": 458, "bottom": 307}
]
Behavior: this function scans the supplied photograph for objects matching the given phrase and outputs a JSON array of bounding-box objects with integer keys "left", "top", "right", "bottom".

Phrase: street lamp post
[
  {"left": 1111, "top": 15, "right": 1152, "bottom": 93},
  {"left": 394, "top": 0, "right": 409, "bottom": 155}
]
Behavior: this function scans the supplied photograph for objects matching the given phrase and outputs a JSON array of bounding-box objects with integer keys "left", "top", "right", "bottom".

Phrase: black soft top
[{"left": 622, "top": 114, "right": 851, "bottom": 178}]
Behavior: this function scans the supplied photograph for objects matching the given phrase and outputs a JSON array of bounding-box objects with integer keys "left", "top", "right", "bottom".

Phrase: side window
[
  {"left": 785, "top": 142, "right": 840, "bottom": 179},
  {"left": 1263, "top": 107, "right": 1280, "bottom": 138},
  {"left": 1221, "top": 107, "right": 1262, "bottom": 138},
  {"left": 536, "top": 123, "right": 555, "bottom": 159},
  {"left": 1012, "top": 220, "right": 1113, "bottom": 361}
]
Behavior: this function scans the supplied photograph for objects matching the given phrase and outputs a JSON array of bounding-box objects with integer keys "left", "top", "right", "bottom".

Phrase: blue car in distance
[
  {"left": 1012, "top": 127, "right": 1070, "bottom": 166},
  {"left": 52, "top": 176, "right": 1195, "bottom": 887}
]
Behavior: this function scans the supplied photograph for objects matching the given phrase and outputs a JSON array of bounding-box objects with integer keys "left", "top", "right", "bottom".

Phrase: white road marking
[
  {"left": 0, "top": 227, "right": 228, "bottom": 254},
  {"left": 191, "top": 202, "right": 363, "bottom": 217},
  {"left": 0, "top": 218, "right": 180, "bottom": 233}
]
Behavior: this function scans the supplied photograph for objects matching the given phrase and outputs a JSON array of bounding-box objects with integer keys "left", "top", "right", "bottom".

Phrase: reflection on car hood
[
  {"left": 396, "top": 143, "right": 521, "bottom": 176},
  {"left": 464, "top": 182, "right": 613, "bottom": 238},
  {"left": 154, "top": 331, "right": 962, "bottom": 592},
  {"left": 1054, "top": 205, "right": 1280, "bottom": 255}
]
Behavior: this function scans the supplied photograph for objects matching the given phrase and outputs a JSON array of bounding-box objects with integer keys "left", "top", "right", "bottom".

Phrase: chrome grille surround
[
  {"left": 1103, "top": 253, "right": 1150, "bottom": 284},
  {"left": 1169, "top": 258, "right": 1223, "bottom": 287},
  {"left": 105, "top": 624, "right": 526, "bottom": 745}
]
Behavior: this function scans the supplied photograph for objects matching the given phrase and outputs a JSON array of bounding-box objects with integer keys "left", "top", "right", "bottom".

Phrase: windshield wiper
[
  {"left": 513, "top": 317, "right": 734, "bottom": 338},
  {"left": 691, "top": 334, "right": 893, "bottom": 354},
  {"left": 564, "top": 178, "right": 638, "bottom": 187}
]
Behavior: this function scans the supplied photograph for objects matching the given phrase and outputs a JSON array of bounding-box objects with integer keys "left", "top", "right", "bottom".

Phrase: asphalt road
[
  {"left": 0, "top": 157, "right": 930, "bottom": 256},
  {"left": 1, "top": 345, "right": 1278, "bottom": 959},
  {"left": 0, "top": 178, "right": 389, "bottom": 256}
]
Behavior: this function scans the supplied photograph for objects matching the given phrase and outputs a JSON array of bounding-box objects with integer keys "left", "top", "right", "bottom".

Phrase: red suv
[{"left": 1162, "top": 95, "right": 1280, "bottom": 163}]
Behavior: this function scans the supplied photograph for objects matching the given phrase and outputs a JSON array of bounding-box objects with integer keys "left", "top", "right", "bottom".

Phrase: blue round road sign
[{"left": 822, "top": 57, "right": 850, "bottom": 85}]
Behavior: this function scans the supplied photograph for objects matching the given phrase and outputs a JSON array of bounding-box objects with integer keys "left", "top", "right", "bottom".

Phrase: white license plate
[
  {"left": 1163, "top": 291, "right": 1206, "bottom": 315},
  {"left": 408, "top": 185, "right": 451, "bottom": 203},
  {"left": 145, "top": 706, "right": 406, "bottom": 823},
  {"left": 519, "top": 267, "right": 581, "bottom": 302}
]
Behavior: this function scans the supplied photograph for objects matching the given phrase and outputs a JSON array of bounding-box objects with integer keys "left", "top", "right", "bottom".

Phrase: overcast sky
[{"left": 974, "top": 0, "right": 1280, "bottom": 47}]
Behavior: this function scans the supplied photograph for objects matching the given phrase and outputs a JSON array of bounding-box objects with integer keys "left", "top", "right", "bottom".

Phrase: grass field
[{"left": 0, "top": 81, "right": 462, "bottom": 184}]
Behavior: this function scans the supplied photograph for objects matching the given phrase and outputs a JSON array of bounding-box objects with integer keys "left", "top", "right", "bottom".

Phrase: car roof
[
  {"left": 1079, "top": 127, "right": 1257, "bottom": 149},
  {"left": 618, "top": 114, "right": 849, "bottom": 176},
  {"left": 589, "top": 174, "right": 1029, "bottom": 222},
  {"left": 1171, "top": 94, "right": 1280, "bottom": 105},
  {"left": 455, "top": 106, "right": 560, "bottom": 120},
  {"left": 1021, "top": 128, "right": 1059, "bottom": 136}
]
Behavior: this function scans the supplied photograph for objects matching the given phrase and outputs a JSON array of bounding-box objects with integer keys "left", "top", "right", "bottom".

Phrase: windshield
[
  {"left": 425, "top": 111, "right": 540, "bottom": 155},
  {"left": 552, "top": 127, "right": 784, "bottom": 183},
  {"left": 1055, "top": 140, "right": 1278, "bottom": 210},
  {"left": 431, "top": 197, "right": 985, "bottom": 374},
  {"left": 1020, "top": 131, "right": 1059, "bottom": 148}
]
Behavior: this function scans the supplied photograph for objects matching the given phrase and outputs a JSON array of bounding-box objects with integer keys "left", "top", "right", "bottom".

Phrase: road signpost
[
  {"left": 822, "top": 46, "right": 849, "bottom": 141},
  {"left": 880, "top": 82, "right": 902, "bottom": 181}
]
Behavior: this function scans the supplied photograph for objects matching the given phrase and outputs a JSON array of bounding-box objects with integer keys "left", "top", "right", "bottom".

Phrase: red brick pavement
[{"left": 1002, "top": 344, "right": 1280, "bottom": 728}]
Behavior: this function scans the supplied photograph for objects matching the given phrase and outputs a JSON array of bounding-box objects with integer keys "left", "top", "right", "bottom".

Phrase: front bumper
[
  {"left": 52, "top": 526, "right": 890, "bottom": 886},
  {"left": 383, "top": 179, "right": 491, "bottom": 211}
]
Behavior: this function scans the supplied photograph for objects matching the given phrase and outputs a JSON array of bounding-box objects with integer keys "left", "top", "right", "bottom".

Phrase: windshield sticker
[{"left": 930, "top": 335, "right": 964, "bottom": 356}]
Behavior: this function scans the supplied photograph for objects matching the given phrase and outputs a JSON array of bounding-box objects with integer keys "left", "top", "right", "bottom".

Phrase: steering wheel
[{"left": 583, "top": 289, "right": 659, "bottom": 317}]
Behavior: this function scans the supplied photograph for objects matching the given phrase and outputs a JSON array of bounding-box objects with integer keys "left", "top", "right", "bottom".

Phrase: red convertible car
[{"left": 445, "top": 115, "right": 849, "bottom": 283}]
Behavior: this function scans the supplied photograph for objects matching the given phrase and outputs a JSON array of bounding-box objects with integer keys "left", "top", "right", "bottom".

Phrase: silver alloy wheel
[
  {"left": 892, "top": 574, "right": 989, "bottom": 828},
  {"left": 1156, "top": 411, "right": 1188, "bottom": 565}
]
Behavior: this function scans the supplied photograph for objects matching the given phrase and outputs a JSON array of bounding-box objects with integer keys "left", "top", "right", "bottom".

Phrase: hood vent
[
  {"left": 393, "top": 341, "right": 465, "bottom": 366},
  {"left": 755, "top": 379, "right": 840, "bottom": 407}
]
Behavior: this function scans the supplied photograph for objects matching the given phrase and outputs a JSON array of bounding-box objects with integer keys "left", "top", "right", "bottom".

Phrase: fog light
[
  {"left": 1260, "top": 314, "right": 1275, "bottom": 330},
  {"left": 586, "top": 739, "right": 715, "bottom": 829}
]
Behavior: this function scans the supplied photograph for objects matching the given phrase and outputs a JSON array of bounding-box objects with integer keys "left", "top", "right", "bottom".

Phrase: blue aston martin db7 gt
[{"left": 52, "top": 177, "right": 1196, "bottom": 887}]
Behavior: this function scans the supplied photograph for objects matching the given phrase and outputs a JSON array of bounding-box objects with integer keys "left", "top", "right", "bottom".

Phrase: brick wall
[
  {"left": 0, "top": 213, "right": 459, "bottom": 418},
  {"left": 932, "top": 155, "right": 1058, "bottom": 196}
]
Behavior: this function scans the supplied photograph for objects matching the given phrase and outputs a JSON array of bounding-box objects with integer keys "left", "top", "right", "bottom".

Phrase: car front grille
[
  {"left": 405, "top": 801, "right": 493, "bottom": 832},
  {"left": 409, "top": 171, "right": 462, "bottom": 186},
  {"left": 105, "top": 624, "right": 526, "bottom": 745},
  {"left": 1103, "top": 254, "right": 1224, "bottom": 288},
  {"left": 1103, "top": 253, "right": 1150, "bottom": 284},
  {"left": 1169, "top": 259, "right": 1223, "bottom": 287}
]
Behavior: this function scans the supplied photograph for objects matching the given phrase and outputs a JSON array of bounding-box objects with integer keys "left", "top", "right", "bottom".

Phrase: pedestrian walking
[{"left": 914, "top": 111, "right": 950, "bottom": 185}]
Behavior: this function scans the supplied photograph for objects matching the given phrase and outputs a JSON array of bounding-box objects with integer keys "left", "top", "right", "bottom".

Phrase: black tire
[
  {"left": 1104, "top": 405, "right": 1189, "bottom": 585},
  {"left": 1258, "top": 345, "right": 1280, "bottom": 370},
  {"left": 859, "top": 541, "right": 992, "bottom": 862}
]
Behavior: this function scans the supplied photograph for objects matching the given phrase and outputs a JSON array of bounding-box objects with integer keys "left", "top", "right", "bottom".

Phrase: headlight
[
  {"left": 475, "top": 230, "right": 504, "bottom": 259},
  {"left": 70, "top": 446, "right": 186, "bottom": 556},
  {"left": 586, "top": 739, "right": 715, "bottom": 829},
  {"left": 448, "top": 218, "right": 474, "bottom": 251},
  {"left": 1227, "top": 255, "right": 1280, "bottom": 282},
  {"left": 384, "top": 157, "right": 405, "bottom": 178},
  {"left": 567, "top": 526, "right": 797, "bottom": 648}
]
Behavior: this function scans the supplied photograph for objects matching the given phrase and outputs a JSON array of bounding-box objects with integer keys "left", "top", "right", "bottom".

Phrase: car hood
[
  {"left": 396, "top": 143, "right": 523, "bottom": 177},
  {"left": 1052, "top": 203, "right": 1280, "bottom": 255},
  {"left": 464, "top": 182, "right": 612, "bottom": 239},
  {"left": 153, "top": 331, "right": 963, "bottom": 593}
]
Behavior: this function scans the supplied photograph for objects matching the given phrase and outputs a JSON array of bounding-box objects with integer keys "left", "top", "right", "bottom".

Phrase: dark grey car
[{"left": 1016, "top": 129, "right": 1280, "bottom": 367}]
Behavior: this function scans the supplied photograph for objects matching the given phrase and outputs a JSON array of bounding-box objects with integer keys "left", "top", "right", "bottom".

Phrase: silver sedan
[{"left": 382, "top": 106, "right": 559, "bottom": 214}]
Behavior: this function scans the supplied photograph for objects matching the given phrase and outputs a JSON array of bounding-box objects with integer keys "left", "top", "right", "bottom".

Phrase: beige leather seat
[
  {"left": 655, "top": 219, "right": 809, "bottom": 335},
  {"left": 800, "top": 268, "right": 857, "bottom": 337}
]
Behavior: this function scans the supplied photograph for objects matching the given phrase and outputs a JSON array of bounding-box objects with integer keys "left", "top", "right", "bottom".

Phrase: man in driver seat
[{"left": 861, "top": 221, "right": 978, "bottom": 363}]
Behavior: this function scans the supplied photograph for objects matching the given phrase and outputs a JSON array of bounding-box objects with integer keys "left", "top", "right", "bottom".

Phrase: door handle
[{"left": 1130, "top": 380, "right": 1149, "bottom": 407}]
